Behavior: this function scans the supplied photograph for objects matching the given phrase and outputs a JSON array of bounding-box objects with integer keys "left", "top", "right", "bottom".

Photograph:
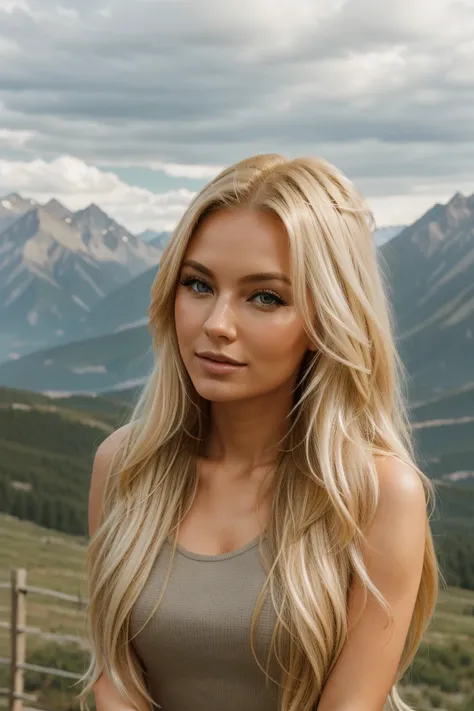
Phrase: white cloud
[
  {"left": 0, "top": 0, "right": 31, "bottom": 12},
  {"left": 0, "top": 37, "right": 19, "bottom": 56},
  {"left": 369, "top": 175, "right": 474, "bottom": 226},
  {"left": 0, "top": 153, "right": 469, "bottom": 232},
  {"left": 149, "top": 162, "right": 225, "bottom": 179},
  {"left": 55, "top": 5, "right": 79, "bottom": 19},
  {"left": 370, "top": 192, "right": 456, "bottom": 228},
  {"left": 0, "top": 155, "right": 196, "bottom": 232},
  {"left": 0, "top": 0, "right": 473, "bottom": 212},
  {"left": 0, "top": 128, "right": 34, "bottom": 148},
  {"left": 97, "top": 6, "right": 111, "bottom": 18}
]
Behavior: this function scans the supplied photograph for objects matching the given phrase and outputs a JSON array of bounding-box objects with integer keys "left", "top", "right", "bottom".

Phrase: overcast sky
[{"left": 0, "top": 0, "right": 473, "bottom": 232}]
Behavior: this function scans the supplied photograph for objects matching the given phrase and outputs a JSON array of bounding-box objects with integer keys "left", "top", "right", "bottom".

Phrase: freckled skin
[{"left": 174, "top": 207, "right": 315, "bottom": 404}]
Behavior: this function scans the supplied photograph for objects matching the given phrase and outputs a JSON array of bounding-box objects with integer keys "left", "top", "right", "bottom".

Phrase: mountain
[
  {"left": 410, "top": 382, "right": 474, "bottom": 484},
  {"left": 60, "top": 264, "right": 156, "bottom": 342},
  {"left": 43, "top": 198, "right": 73, "bottom": 221},
  {"left": 374, "top": 225, "right": 406, "bottom": 246},
  {"left": 0, "top": 196, "right": 163, "bottom": 362},
  {"left": 149, "top": 232, "right": 172, "bottom": 250},
  {"left": 0, "top": 207, "right": 104, "bottom": 355},
  {"left": 0, "top": 192, "right": 38, "bottom": 232},
  {"left": 57, "top": 224, "right": 167, "bottom": 343},
  {"left": 0, "top": 323, "right": 153, "bottom": 394},
  {"left": 380, "top": 191, "right": 474, "bottom": 401},
  {"left": 71, "top": 204, "right": 161, "bottom": 277},
  {"left": 138, "top": 229, "right": 172, "bottom": 248}
]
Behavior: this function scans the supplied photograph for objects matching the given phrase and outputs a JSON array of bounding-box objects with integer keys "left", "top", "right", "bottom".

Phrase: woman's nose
[{"left": 203, "top": 298, "right": 237, "bottom": 341}]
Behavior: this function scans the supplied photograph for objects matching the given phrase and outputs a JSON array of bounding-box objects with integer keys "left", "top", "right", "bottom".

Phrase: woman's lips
[{"left": 196, "top": 354, "right": 247, "bottom": 375}]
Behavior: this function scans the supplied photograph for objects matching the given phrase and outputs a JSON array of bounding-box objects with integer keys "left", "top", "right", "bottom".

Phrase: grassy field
[
  {"left": 0, "top": 513, "right": 473, "bottom": 711},
  {"left": 0, "top": 515, "right": 89, "bottom": 710}
]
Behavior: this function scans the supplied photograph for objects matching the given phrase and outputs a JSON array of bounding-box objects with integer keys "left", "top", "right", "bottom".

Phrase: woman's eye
[
  {"left": 180, "top": 276, "right": 212, "bottom": 294},
  {"left": 179, "top": 278, "right": 286, "bottom": 308},
  {"left": 251, "top": 291, "right": 286, "bottom": 308}
]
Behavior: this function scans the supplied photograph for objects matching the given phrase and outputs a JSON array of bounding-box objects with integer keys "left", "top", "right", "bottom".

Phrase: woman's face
[{"left": 174, "top": 207, "right": 315, "bottom": 403}]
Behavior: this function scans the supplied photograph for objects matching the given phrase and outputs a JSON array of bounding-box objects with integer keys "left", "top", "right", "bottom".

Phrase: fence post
[{"left": 9, "top": 569, "right": 27, "bottom": 711}]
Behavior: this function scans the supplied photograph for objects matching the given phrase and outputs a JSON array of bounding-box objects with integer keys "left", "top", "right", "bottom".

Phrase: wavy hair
[{"left": 77, "top": 154, "right": 440, "bottom": 711}]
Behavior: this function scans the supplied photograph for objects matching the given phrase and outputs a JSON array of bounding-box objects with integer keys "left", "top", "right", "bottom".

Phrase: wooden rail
[{"left": 0, "top": 570, "right": 89, "bottom": 711}]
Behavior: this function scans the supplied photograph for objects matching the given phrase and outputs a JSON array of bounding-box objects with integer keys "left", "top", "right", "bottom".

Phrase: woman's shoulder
[
  {"left": 88, "top": 424, "right": 133, "bottom": 536},
  {"left": 95, "top": 423, "right": 134, "bottom": 462}
]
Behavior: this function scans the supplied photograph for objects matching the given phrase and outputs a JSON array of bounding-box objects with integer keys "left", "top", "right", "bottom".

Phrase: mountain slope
[
  {"left": 0, "top": 385, "right": 129, "bottom": 539},
  {"left": 0, "top": 199, "right": 163, "bottom": 362},
  {"left": 0, "top": 192, "right": 38, "bottom": 232},
  {"left": 380, "top": 192, "right": 474, "bottom": 400},
  {"left": 58, "top": 224, "right": 168, "bottom": 342},
  {"left": 410, "top": 383, "right": 474, "bottom": 483},
  {"left": 138, "top": 229, "right": 172, "bottom": 248},
  {"left": 0, "top": 324, "right": 153, "bottom": 393},
  {"left": 374, "top": 225, "right": 406, "bottom": 246},
  {"left": 43, "top": 198, "right": 74, "bottom": 221},
  {"left": 62, "top": 264, "right": 157, "bottom": 341},
  {"left": 71, "top": 204, "right": 162, "bottom": 277},
  {"left": 0, "top": 207, "right": 125, "bottom": 349},
  {"left": 0, "top": 207, "right": 93, "bottom": 329}
]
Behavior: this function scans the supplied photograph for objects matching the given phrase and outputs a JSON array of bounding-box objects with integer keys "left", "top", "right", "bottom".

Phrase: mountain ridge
[{"left": 0, "top": 193, "right": 164, "bottom": 361}]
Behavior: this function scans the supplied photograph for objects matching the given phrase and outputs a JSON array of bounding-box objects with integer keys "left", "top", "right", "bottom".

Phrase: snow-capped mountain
[
  {"left": 72, "top": 204, "right": 162, "bottom": 277},
  {"left": 0, "top": 194, "right": 163, "bottom": 362},
  {"left": 1, "top": 207, "right": 103, "bottom": 333},
  {"left": 0, "top": 193, "right": 38, "bottom": 233}
]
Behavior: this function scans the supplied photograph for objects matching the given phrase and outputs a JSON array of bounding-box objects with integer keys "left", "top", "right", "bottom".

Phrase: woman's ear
[{"left": 305, "top": 331, "right": 319, "bottom": 352}]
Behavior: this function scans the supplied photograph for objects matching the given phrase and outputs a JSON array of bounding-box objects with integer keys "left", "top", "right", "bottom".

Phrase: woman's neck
[{"left": 203, "top": 385, "right": 294, "bottom": 474}]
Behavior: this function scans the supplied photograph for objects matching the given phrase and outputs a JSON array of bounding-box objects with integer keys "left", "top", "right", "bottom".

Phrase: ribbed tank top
[{"left": 129, "top": 533, "right": 287, "bottom": 711}]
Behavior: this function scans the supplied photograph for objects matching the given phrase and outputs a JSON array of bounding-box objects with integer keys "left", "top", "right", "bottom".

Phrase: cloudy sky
[{"left": 0, "top": 0, "right": 473, "bottom": 233}]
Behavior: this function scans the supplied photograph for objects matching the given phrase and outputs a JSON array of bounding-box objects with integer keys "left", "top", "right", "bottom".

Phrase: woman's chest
[{"left": 129, "top": 541, "right": 285, "bottom": 710}]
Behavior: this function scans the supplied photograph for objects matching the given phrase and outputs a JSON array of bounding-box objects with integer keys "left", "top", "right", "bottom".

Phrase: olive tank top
[{"left": 129, "top": 533, "right": 287, "bottom": 711}]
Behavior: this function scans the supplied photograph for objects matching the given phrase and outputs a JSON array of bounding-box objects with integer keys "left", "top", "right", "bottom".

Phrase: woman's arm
[
  {"left": 317, "top": 455, "right": 428, "bottom": 711},
  {"left": 94, "top": 673, "right": 139, "bottom": 711}
]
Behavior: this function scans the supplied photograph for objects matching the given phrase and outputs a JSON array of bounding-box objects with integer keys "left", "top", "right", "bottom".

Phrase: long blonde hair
[{"left": 77, "top": 154, "right": 439, "bottom": 711}]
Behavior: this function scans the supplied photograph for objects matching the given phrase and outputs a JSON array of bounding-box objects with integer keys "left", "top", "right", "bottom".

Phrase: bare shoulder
[
  {"left": 95, "top": 423, "right": 133, "bottom": 462},
  {"left": 88, "top": 423, "right": 133, "bottom": 537},
  {"left": 373, "top": 454, "right": 427, "bottom": 510},
  {"left": 367, "top": 454, "right": 427, "bottom": 562},
  {"left": 351, "top": 454, "right": 429, "bottom": 599}
]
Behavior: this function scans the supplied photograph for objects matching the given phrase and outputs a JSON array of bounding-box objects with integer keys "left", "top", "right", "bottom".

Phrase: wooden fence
[{"left": 0, "top": 569, "right": 89, "bottom": 711}]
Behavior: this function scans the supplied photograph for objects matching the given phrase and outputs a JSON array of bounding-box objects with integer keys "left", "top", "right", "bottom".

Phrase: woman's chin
[{"left": 191, "top": 377, "right": 249, "bottom": 403}]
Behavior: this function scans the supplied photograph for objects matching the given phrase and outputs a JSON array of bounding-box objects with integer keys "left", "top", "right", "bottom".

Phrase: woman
[{"left": 78, "top": 154, "right": 440, "bottom": 711}]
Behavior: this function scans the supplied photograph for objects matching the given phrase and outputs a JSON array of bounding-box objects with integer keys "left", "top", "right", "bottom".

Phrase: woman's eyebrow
[{"left": 181, "top": 259, "right": 292, "bottom": 285}]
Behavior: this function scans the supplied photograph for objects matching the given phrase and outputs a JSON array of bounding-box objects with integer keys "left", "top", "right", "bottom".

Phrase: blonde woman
[{"left": 79, "top": 154, "right": 440, "bottom": 711}]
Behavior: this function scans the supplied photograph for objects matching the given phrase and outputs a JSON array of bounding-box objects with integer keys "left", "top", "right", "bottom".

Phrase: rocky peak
[
  {"left": 445, "top": 192, "right": 471, "bottom": 227},
  {"left": 0, "top": 192, "right": 37, "bottom": 215},
  {"left": 43, "top": 198, "right": 73, "bottom": 222},
  {"left": 75, "top": 203, "right": 112, "bottom": 226}
]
